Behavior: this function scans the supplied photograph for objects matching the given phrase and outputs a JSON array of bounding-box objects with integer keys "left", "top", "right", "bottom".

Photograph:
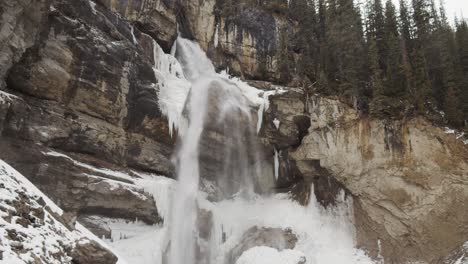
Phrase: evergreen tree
[
  {"left": 335, "top": 0, "right": 367, "bottom": 99},
  {"left": 411, "top": 0, "right": 433, "bottom": 111},
  {"left": 399, "top": 0, "right": 413, "bottom": 49},
  {"left": 455, "top": 20, "right": 468, "bottom": 124},
  {"left": 383, "top": 0, "right": 405, "bottom": 96},
  {"left": 291, "top": 0, "right": 319, "bottom": 80},
  {"left": 368, "top": 37, "right": 384, "bottom": 97}
]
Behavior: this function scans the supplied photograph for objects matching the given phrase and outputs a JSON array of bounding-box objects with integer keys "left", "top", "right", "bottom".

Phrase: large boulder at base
[
  {"left": 227, "top": 226, "right": 298, "bottom": 264},
  {"left": 235, "top": 246, "right": 306, "bottom": 264}
]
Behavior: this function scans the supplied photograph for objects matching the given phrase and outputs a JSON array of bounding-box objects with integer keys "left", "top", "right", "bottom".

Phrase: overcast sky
[
  {"left": 439, "top": 0, "right": 468, "bottom": 21},
  {"left": 392, "top": 0, "right": 468, "bottom": 23}
]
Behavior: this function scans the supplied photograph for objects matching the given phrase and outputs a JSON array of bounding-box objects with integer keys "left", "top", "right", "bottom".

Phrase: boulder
[
  {"left": 227, "top": 226, "right": 298, "bottom": 264},
  {"left": 70, "top": 239, "right": 118, "bottom": 264}
]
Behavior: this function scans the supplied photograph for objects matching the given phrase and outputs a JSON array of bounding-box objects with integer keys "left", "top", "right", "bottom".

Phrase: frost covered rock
[
  {"left": 439, "top": 242, "right": 468, "bottom": 264},
  {"left": 0, "top": 160, "right": 118, "bottom": 264},
  {"left": 235, "top": 246, "right": 306, "bottom": 264},
  {"left": 70, "top": 239, "right": 118, "bottom": 264},
  {"left": 227, "top": 226, "right": 298, "bottom": 264}
]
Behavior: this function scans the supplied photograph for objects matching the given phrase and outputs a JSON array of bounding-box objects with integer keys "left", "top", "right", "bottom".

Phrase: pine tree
[
  {"left": 399, "top": 0, "right": 413, "bottom": 49},
  {"left": 291, "top": 0, "right": 319, "bottom": 80},
  {"left": 444, "top": 86, "right": 463, "bottom": 127},
  {"left": 411, "top": 0, "right": 433, "bottom": 111},
  {"left": 383, "top": 0, "right": 405, "bottom": 96},
  {"left": 335, "top": 0, "right": 367, "bottom": 100},
  {"left": 455, "top": 20, "right": 468, "bottom": 124},
  {"left": 399, "top": 0, "right": 415, "bottom": 96},
  {"left": 369, "top": 37, "right": 384, "bottom": 97}
]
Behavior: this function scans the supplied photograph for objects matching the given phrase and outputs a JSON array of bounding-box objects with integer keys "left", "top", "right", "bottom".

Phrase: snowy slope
[{"left": 0, "top": 159, "right": 121, "bottom": 264}]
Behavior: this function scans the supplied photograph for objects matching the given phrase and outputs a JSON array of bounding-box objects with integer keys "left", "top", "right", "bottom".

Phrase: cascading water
[
  {"left": 154, "top": 37, "right": 376, "bottom": 264},
  {"left": 167, "top": 38, "right": 267, "bottom": 264}
]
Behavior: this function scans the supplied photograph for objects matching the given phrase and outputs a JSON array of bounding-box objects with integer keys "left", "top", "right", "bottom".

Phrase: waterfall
[
  {"left": 167, "top": 38, "right": 266, "bottom": 264},
  {"left": 159, "top": 37, "right": 375, "bottom": 264}
]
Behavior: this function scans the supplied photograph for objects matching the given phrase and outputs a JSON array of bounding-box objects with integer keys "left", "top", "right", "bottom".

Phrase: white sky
[
  {"left": 392, "top": 0, "right": 468, "bottom": 22},
  {"left": 439, "top": 0, "right": 468, "bottom": 21}
]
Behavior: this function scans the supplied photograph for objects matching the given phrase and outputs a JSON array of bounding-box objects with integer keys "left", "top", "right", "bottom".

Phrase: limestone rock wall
[{"left": 263, "top": 90, "right": 468, "bottom": 263}]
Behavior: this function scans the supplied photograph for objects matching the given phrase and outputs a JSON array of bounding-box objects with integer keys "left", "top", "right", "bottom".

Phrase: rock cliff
[{"left": 261, "top": 90, "right": 468, "bottom": 263}]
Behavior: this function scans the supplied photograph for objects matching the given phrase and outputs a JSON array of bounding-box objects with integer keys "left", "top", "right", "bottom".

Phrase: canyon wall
[{"left": 0, "top": 0, "right": 466, "bottom": 263}]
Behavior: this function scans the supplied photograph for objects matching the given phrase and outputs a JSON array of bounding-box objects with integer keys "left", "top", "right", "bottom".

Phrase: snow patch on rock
[
  {"left": 0, "top": 159, "right": 122, "bottom": 264},
  {"left": 236, "top": 246, "right": 306, "bottom": 264}
]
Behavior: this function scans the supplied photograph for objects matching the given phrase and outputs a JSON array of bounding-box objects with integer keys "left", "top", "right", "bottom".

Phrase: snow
[
  {"left": 0, "top": 159, "right": 127, "bottom": 264},
  {"left": 109, "top": 223, "right": 167, "bottom": 264},
  {"left": 43, "top": 151, "right": 134, "bottom": 182},
  {"left": 236, "top": 246, "right": 306, "bottom": 264},
  {"left": 131, "top": 172, "right": 176, "bottom": 221},
  {"left": 255, "top": 90, "right": 286, "bottom": 133},
  {"left": 445, "top": 127, "right": 456, "bottom": 134},
  {"left": 101, "top": 173, "right": 175, "bottom": 264},
  {"left": 130, "top": 26, "right": 138, "bottom": 45},
  {"left": 88, "top": 0, "right": 97, "bottom": 14},
  {"left": 452, "top": 241, "right": 468, "bottom": 264},
  {"left": 0, "top": 90, "right": 19, "bottom": 104},
  {"left": 443, "top": 127, "right": 468, "bottom": 145},
  {"left": 197, "top": 189, "right": 375, "bottom": 264},
  {"left": 273, "top": 118, "right": 281, "bottom": 130}
]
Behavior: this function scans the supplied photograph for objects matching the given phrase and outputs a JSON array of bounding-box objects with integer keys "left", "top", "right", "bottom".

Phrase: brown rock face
[
  {"left": 177, "top": 0, "right": 293, "bottom": 81},
  {"left": 0, "top": 0, "right": 48, "bottom": 90},
  {"left": 269, "top": 93, "right": 468, "bottom": 263},
  {"left": 94, "top": 0, "right": 178, "bottom": 51},
  {"left": 0, "top": 0, "right": 172, "bottom": 234},
  {"left": 70, "top": 239, "right": 118, "bottom": 264}
]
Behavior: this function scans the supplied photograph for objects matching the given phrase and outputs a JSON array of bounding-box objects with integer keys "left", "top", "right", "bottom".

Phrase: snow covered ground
[
  {"left": 236, "top": 246, "right": 306, "bottom": 264},
  {"left": 0, "top": 159, "right": 124, "bottom": 264}
]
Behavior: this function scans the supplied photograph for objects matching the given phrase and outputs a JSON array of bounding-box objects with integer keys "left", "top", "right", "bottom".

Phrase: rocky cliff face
[
  {"left": 1, "top": 0, "right": 467, "bottom": 263},
  {"left": 0, "top": 160, "right": 118, "bottom": 264},
  {"left": 261, "top": 90, "right": 468, "bottom": 263},
  {"left": 0, "top": 0, "right": 173, "bottom": 248},
  {"left": 179, "top": 0, "right": 291, "bottom": 81}
]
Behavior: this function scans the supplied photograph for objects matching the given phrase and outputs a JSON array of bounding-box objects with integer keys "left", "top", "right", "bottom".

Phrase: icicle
[
  {"left": 130, "top": 25, "right": 138, "bottom": 45},
  {"left": 151, "top": 39, "right": 191, "bottom": 138},
  {"left": 214, "top": 23, "right": 219, "bottom": 48},
  {"left": 274, "top": 149, "right": 280, "bottom": 180}
]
